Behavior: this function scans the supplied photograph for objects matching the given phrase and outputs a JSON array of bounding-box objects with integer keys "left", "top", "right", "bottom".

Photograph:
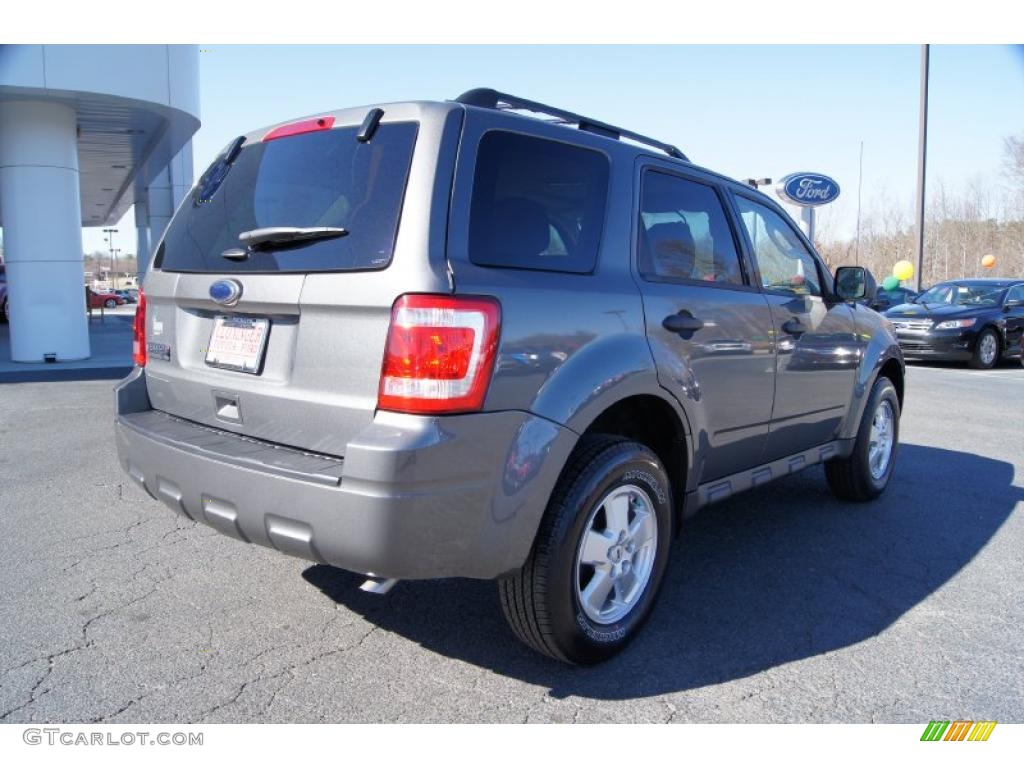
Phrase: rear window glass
[
  {"left": 468, "top": 131, "right": 609, "bottom": 273},
  {"left": 156, "top": 122, "right": 418, "bottom": 273}
]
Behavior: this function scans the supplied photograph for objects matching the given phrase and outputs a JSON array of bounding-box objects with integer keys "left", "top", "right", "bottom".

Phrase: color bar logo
[{"left": 921, "top": 721, "right": 997, "bottom": 741}]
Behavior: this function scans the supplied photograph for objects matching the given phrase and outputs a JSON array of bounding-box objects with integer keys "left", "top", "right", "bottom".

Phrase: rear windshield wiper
[
  {"left": 229, "top": 226, "right": 349, "bottom": 255},
  {"left": 221, "top": 227, "right": 350, "bottom": 261}
]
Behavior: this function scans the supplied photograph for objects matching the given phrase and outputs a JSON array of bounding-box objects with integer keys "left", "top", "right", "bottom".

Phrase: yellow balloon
[
  {"left": 981, "top": 254, "right": 996, "bottom": 269},
  {"left": 893, "top": 260, "right": 915, "bottom": 282}
]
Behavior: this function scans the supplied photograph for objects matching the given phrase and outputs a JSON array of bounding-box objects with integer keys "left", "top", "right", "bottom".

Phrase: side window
[
  {"left": 468, "top": 131, "right": 609, "bottom": 273},
  {"left": 1006, "top": 285, "right": 1024, "bottom": 306},
  {"left": 734, "top": 196, "right": 822, "bottom": 297},
  {"left": 637, "top": 171, "right": 745, "bottom": 285}
]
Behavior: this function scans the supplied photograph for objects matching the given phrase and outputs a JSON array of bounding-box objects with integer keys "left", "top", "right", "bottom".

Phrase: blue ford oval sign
[
  {"left": 209, "top": 279, "right": 243, "bottom": 306},
  {"left": 776, "top": 172, "right": 841, "bottom": 207}
]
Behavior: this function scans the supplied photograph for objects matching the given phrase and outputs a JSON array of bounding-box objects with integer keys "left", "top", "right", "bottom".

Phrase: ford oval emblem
[
  {"left": 209, "top": 279, "right": 243, "bottom": 306},
  {"left": 776, "top": 172, "right": 841, "bottom": 208}
]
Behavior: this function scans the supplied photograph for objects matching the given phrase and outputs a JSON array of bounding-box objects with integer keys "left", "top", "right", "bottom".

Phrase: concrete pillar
[
  {"left": 147, "top": 166, "right": 175, "bottom": 251},
  {"left": 134, "top": 198, "right": 151, "bottom": 278},
  {"left": 171, "top": 141, "right": 194, "bottom": 207},
  {"left": 147, "top": 140, "right": 193, "bottom": 256},
  {"left": 0, "top": 101, "right": 90, "bottom": 362}
]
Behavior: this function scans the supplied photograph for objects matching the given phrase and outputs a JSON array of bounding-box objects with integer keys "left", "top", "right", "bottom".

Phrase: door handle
[
  {"left": 663, "top": 312, "right": 705, "bottom": 336},
  {"left": 781, "top": 318, "right": 808, "bottom": 337}
]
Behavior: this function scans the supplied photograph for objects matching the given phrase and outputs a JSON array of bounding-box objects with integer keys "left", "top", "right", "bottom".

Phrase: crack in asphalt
[
  {"left": 194, "top": 623, "right": 382, "bottom": 723},
  {"left": 1, "top": 562, "right": 176, "bottom": 722},
  {"left": 91, "top": 626, "right": 218, "bottom": 724}
]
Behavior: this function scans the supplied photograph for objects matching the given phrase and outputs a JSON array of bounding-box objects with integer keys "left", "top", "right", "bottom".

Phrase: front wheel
[
  {"left": 498, "top": 435, "right": 674, "bottom": 664},
  {"left": 825, "top": 376, "right": 900, "bottom": 502},
  {"left": 969, "top": 328, "right": 1000, "bottom": 369},
  {"left": 104, "top": 298, "right": 117, "bottom": 308}
]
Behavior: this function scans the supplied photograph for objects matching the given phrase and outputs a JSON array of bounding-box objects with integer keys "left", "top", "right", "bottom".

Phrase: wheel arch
[
  {"left": 841, "top": 337, "right": 905, "bottom": 441},
  {"left": 976, "top": 322, "right": 1004, "bottom": 353},
  {"left": 878, "top": 356, "right": 904, "bottom": 410},
  {"left": 577, "top": 393, "right": 691, "bottom": 529}
]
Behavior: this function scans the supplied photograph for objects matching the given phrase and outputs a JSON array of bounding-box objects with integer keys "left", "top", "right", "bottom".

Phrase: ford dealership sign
[{"left": 776, "top": 172, "right": 841, "bottom": 207}]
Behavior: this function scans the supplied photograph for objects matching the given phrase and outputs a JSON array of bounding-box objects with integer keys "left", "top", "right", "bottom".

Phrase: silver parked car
[{"left": 115, "top": 89, "right": 905, "bottom": 664}]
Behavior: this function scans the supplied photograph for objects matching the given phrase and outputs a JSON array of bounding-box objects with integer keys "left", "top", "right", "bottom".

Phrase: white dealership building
[{"left": 0, "top": 45, "right": 200, "bottom": 362}]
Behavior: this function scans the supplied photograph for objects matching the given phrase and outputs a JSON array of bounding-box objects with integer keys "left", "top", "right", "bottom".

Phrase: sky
[{"left": 80, "top": 44, "right": 1024, "bottom": 255}]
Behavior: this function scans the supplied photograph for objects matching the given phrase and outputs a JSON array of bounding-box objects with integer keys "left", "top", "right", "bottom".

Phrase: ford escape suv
[{"left": 115, "top": 89, "right": 905, "bottom": 664}]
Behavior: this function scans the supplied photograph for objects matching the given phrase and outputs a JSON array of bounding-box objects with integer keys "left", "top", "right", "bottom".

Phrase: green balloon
[{"left": 882, "top": 276, "right": 901, "bottom": 291}]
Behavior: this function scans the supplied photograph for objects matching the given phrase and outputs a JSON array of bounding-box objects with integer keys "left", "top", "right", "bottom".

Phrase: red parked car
[{"left": 86, "top": 288, "right": 125, "bottom": 309}]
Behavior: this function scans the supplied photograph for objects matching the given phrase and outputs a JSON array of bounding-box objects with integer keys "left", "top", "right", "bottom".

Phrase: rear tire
[
  {"left": 969, "top": 328, "right": 999, "bottom": 369},
  {"left": 104, "top": 298, "right": 116, "bottom": 308},
  {"left": 498, "top": 435, "right": 673, "bottom": 664},
  {"left": 825, "top": 376, "right": 900, "bottom": 502}
]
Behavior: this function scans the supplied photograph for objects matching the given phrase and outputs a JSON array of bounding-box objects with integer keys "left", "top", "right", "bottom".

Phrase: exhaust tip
[{"left": 359, "top": 577, "right": 399, "bottom": 595}]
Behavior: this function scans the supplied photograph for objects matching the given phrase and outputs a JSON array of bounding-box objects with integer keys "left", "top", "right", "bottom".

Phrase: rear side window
[
  {"left": 468, "top": 131, "right": 609, "bottom": 273},
  {"left": 157, "top": 123, "right": 418, "bottom": 273}
]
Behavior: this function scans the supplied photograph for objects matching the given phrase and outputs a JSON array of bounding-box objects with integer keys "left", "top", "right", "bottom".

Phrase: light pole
[
  {"left": 913, "top": 45, "right": 930, "bottom": 292},
  {"left": 855, "top": 140, "right": 864, "bottom": 265},
  {"left": 102, "top": 227, "right": 118, "bottom": 284},
  {"left": 111, "top": 248, "right": 121, "bottom": 285}
]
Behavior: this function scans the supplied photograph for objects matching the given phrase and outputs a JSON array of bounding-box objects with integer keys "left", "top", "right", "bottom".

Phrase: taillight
[
  {"left": 378, "top": 294, "right": 501, "bottom": 414},
  {"left": 132, "top": 289, "right": 147, "bottom": 367},
  {"left": 262, "top": 116, "right": 335, "bottom": 142}
]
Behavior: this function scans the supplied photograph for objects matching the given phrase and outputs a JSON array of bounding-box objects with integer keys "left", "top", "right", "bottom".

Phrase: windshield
[
  {"left": 155, "top": 122, "right": 418, "bottom": 273},
  {"left": 915, "top": 283, "right": 1005, "bottom": 307}
]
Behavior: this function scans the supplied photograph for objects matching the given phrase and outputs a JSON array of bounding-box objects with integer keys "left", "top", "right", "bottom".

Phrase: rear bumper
[{"left": 114, "top": 369, "right": 576, "bottom": 580}]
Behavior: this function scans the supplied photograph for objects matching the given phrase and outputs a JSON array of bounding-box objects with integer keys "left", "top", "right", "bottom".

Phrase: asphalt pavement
[{"left": 1, "top": 361, "right": 1022, "bottom": 723}]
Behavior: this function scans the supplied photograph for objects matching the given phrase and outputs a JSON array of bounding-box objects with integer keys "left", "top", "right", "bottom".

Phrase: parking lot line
[{"left": 907, "top": 366, "right": 1023, "bottom": 381}]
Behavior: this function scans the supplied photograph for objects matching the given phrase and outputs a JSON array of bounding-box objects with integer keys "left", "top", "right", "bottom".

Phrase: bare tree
[{"left": 815, "top": 134, "right": 1024, "bottom": 285}]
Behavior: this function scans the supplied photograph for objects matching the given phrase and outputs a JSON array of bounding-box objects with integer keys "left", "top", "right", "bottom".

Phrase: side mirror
[{"left": 834, "top": 266, "right": 876, "bottom": 302}]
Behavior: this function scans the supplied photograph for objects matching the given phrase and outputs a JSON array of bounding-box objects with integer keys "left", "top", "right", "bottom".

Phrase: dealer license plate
[{"left": 205, "top": 315, "right": 270, "bottom": 374}]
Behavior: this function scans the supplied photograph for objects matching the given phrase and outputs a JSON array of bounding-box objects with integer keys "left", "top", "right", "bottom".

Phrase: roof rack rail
[{"left": 455, "top": 88, "right": 688, "bottom": 162}]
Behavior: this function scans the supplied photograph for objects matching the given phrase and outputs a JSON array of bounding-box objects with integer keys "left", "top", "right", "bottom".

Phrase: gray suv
[{"left": 115, "top": 89, "right": 905, "bottom": 664}]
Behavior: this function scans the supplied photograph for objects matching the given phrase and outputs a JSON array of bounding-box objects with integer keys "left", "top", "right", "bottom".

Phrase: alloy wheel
[
  {"left": 868, "top": 400, "right": 895, "bottom": 480},
  {"left": 574, "top": 484, "right": 659, "bottom": 625}
]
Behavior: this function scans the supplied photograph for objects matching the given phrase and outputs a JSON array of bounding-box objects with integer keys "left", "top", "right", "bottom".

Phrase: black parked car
[
  {"left": 870, "top": 286, "right": 917, "bottom": 313},
  {"left": 884, "top": 278, "right": 1024, "bottom": 369},
  {"left": 113, "top": 289, "right": 138, "bottom": 304}
]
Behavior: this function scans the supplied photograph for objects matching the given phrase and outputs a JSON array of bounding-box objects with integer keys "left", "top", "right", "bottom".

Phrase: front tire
[
  {"left": 498, "top": 435, "right": 674, "bottom": 664},
  {"left": 104, "top": 298, "right": 117, "bottom": 308},
  {"left": 826, "top": 376, "right": 900, "bottom": 502},
  {"left": 969, "top": 328, "right": 1000, "bottom": 369}
]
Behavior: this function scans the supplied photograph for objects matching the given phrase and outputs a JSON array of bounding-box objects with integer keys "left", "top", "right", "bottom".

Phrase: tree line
[
  {"left": 816, "top": 134, "right": 1024, "bottom": 286},
  {"left": 83, "top": 251, "right": 139, "bottom": 276}
]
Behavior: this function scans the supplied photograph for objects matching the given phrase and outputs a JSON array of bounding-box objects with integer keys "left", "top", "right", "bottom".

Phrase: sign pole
[
  {"left": 800, "top": 207, "right": 815, "bottom": 244},
  {"left": 913, "top": 44, "right": 930, "bottom": 292}
]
